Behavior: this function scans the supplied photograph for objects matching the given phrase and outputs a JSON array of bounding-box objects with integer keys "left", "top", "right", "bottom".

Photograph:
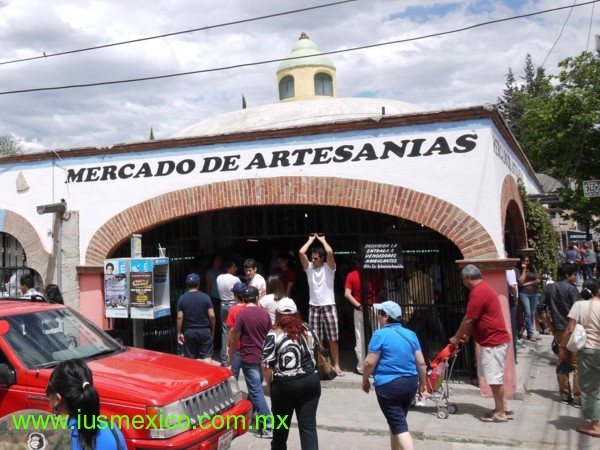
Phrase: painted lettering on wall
[
  {"left": 493, "top": 135, "right": 522, "bottom": 179},
  {"left": 65, "top": 134, "right": 478, "bottom": 183}
]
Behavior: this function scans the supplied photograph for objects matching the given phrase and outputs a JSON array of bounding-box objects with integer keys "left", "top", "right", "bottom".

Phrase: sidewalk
[{"left": 230, "top": 335, "right": 598, "bottom": 449}]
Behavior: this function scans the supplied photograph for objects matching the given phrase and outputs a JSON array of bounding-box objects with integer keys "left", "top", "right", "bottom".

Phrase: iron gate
[{"left": 108, "top": 206, "right": 475, "bottom": 380}]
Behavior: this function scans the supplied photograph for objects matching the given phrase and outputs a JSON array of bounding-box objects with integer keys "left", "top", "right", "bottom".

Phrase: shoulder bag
[
  {"left": 307, "top": 326, "right": 337, "bottom": 380},
  {"left": 391, "top": 326, "right": 415, "bottom": 352},
  {"left": 109, "top": 426, "right": 124, "bottom": 450},
  {"left": 566, "top": 301, "right": 587, "bottom": 352}
]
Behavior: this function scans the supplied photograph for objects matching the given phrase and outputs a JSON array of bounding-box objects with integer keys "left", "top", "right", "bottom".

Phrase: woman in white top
[
  {"left": 560, "top": 279, "right": 600, "bottom": 438},
  {"left": 259, "top": 275, "right": 286, "bottom": 324}
]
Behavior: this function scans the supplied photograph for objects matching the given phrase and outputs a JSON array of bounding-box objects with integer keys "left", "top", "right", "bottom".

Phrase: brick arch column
[
  {"left": 500, "top": 175, "right": 528, "bottom": 252},
  {"left": 85, "top": 177, "right": 499, "bottom": 265},
  {"left": 0, "top": 209, "right": 51, "bottom": 284}
]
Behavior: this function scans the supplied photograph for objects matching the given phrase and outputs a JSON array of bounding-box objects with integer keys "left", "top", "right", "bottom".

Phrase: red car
[{"left": 0, "top": 299, "right": 252, "bottom": 449}]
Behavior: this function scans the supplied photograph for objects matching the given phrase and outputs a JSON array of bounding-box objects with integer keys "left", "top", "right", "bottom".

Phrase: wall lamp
[{"left": 36, "top": 200, "right": 67, "bottom": 215}]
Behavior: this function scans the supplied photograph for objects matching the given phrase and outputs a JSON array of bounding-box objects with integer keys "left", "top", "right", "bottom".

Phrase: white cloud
[{"left": 0, "top": 0, "right": 597, "bottom": 151}]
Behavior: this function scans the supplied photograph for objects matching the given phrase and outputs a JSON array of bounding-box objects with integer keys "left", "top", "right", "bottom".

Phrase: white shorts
[{"left": 477, "top": 343, "right": 509, "bottom": 385}]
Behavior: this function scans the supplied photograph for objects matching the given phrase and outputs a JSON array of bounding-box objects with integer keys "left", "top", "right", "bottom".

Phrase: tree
[
  {"left": 149, "top": 127, "right": 155, "bottom": 140},
  {"left": 519, "top": 180, "right": 559, "bottom": 279},
  {"left": 497, "top": 68, "right": 524, "bottom": 140},
  {"left": 497, "top": 54, "right": 549, "bottom": 142},
  {"left": 0, "top": 135, "right": 23, "bottom": 156},
  {"left": 517, "top": 52, "right": 600, "bottom": 233},
  {"left": 242, "top": 95, "right": 247, "bottom": 109}
]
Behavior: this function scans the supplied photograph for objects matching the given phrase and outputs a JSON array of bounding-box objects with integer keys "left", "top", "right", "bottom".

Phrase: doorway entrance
[{"left": 109, "top": 205, "right": 474, "bottom": 378}]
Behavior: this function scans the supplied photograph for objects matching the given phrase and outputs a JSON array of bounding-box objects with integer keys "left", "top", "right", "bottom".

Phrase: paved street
[{"left": 231, "top": 335, "right": 598, "bottom": 449}]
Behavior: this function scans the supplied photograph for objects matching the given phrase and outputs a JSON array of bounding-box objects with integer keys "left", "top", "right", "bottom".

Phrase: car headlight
[
  {"left": 227, "top": 375, "right": 243, "bottom": 404},
  {"left": 146, "top": 401, "right": 190, "bottom": 439}
]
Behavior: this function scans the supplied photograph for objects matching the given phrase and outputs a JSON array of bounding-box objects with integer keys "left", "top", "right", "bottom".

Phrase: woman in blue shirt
[
  {"left": 46, "top": 359, "right": 126, "bottom": 450},
  {"left": 362, "top": 301, "right": 427, "bottom": 450}
]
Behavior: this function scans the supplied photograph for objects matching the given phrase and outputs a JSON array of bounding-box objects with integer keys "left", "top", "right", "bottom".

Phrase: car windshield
[{"left": 2, "top": 307, "right": 122, "bottom": 369}]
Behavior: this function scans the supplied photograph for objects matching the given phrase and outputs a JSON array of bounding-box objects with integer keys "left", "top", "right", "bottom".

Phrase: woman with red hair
[{"left": 262, "top": 298, "right": 321, "bottom": 449}]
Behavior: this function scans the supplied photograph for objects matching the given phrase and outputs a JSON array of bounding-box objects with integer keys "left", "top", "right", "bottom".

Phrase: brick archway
[
  {"left": 85, "top": 177, "right": 499, "bottom": 265},
  {"left": 0, "top": 209, "right": 51, "bottom": 284},
  {"left": 500, "top": 175, "right": 528, "bottom": 252}
]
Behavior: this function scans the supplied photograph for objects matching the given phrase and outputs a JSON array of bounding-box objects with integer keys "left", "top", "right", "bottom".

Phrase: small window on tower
[
  {"left": 314, "top": 73, "right": 333, "bottom": 96},
  {"left": 279, "top": 76, "right": 295, "bottom": 100}
]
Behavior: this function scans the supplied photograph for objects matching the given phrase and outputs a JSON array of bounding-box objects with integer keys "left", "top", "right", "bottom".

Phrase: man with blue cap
[{"left": 177, "top": 273, "right": 215, "bottom": 363}]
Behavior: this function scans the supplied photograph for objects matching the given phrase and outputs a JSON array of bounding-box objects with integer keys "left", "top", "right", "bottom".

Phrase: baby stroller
[{"left": 417, "top": 344, "right": 460, "bottom": 419}]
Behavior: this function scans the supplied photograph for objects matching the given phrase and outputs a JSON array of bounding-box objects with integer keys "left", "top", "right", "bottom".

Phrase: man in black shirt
[
  {"left": 538, "top": 264, "right": 581, "bottom": 406},
  {"left": 177, "top": 273, "right": 215, "bottom": 363}
]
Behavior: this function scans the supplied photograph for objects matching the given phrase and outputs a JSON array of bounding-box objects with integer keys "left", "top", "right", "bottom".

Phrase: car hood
[{"left": 87, "top": 347, "right": 232, "bottom": 406}]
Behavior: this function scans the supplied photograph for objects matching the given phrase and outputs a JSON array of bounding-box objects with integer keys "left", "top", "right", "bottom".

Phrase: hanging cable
[
  {"left": 541, "top": 0, "right": 577, "bottom": 68},
  {"left": 1, "top": 0, "right": 598, "bottom": 96},
  {"left": 0, "top": 0, "right": 358, "bottom": 66}
]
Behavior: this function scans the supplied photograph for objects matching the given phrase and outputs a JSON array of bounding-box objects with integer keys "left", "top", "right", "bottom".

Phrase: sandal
[
  {"left": 577, "top": 427, "right": 600, "bottom": 438},
  {"left": 485, "top": 410, "right": 514, "bottom": 418},
  {"left": 479, "top": 414, "right": 508, "bottom": 423},
  {"left": 334, "top": 368, "right": 345, "bottom": 377}
]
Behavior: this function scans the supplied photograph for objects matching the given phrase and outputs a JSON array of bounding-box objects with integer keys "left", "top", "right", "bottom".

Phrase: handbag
[
  {"left": 566, "top": 301, "right": 587, "bottom": 352},
  {"left": 307, "top": 326, "right": 337, "bottom": 380},
  {"left": 314, "top": 344, "right": 337, "bottom": 380}
]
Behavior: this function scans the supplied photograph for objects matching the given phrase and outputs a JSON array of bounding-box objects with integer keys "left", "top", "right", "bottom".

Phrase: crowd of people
[
  {"left": 174, "top": 236, "right": 468, "bottom": 449},
  {"left": 6, "top": 237, "right": 598, "bottom": 449}
]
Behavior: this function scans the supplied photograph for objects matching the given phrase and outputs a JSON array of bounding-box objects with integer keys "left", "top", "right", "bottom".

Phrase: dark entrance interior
[{"left": 110, "top": 205, "right": 475, "bottom": 379}]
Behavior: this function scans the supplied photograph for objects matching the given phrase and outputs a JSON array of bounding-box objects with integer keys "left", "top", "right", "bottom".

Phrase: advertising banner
[
  {"left": 130, "top": 259, "right": 154, "bottom": 308},
  {"left": 104, "top": 259, "right": 129, "bottom": 318}
]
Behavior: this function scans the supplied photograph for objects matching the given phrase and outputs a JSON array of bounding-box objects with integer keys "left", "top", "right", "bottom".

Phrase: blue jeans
[
  {"left": 231, "top": 350, "right": 241, "bottom": 380},
  {"left": 220, "top": 303, "right": 234, "bottom": 363},
  {"left": 519, "top": 292, "right": 538, "bottom": 338},
  {"left": 241, "top": 362, "right": 272, "bottom": 429}
]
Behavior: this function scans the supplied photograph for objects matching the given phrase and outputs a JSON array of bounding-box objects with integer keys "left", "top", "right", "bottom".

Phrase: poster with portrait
[
  {"left": 104, "top": 258, "right": 129, "bottom": 318},
  {"left": 129, "top": 259, "right": 154, "bottom": 308}
]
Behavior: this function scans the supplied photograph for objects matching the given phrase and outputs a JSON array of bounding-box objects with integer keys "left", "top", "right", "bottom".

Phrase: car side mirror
[{"left": 0, "top": 364, "right": 16, "bottom": 386}]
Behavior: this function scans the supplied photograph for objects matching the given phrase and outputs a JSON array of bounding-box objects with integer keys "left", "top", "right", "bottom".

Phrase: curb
[{"left": 514, "top": 344, "right": 536, "bottom": 400}]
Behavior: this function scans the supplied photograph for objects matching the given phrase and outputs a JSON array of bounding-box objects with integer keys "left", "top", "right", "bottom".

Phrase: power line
[
  {"left": 586, "top": 0, "right": 596, "bottom": 51},
  {"left": 1, "top": 0, "right": 599, "bottom": 96},
  {"left": 0, "top": 0, "right": 358, "bottom": 66},
  {"left": 541, "top": 0, "right": 577, "bottom": 68}
]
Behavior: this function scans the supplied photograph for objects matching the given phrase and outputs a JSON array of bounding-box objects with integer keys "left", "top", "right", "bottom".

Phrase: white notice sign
[{"left": 583, "top": 180, "right": 600, "bottom": 198}]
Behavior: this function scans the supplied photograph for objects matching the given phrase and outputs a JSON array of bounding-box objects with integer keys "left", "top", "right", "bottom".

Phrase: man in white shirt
[
  {"left": 216, "top": 260, "right": 241, "bottom": 367},
  {"left": 300, "top": 234, "right": 342, "bottom": 376},
  {"left": 19, "top": 274, "right": 43, "bottom": 299},
  {"left": 244, "top": 259, "right": 266, "bottom": 299},
  {"left": 506, "top": 267, "right": 524, "bottom": 361}
]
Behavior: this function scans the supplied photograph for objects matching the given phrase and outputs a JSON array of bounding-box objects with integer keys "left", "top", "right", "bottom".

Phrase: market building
[{"left": 0, "top": 33, "right": 542, "bottom": 397}]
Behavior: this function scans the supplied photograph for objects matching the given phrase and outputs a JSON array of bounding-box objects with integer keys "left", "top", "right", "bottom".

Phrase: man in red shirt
[
  {"left": 344, "top": 257, "right": 382, "bottom": 374},
  {"left": 450, "top": 264, "right": 511, "bottom": 423}
]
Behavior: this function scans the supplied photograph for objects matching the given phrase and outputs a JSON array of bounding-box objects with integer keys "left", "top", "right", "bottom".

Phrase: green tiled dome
[{"left": 277, "top": 33, "right": 336, "bottom": 73}]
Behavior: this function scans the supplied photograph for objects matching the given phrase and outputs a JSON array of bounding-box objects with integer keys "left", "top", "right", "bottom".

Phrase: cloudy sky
[{"left": 1, "top": 0, "right": 598, "bottom": 152}]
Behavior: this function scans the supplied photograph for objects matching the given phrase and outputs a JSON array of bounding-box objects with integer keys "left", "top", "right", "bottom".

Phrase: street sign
[
  {"left": 567, "top": 230, "right": 590, "bottom": 241},
  {"left": 583, "top": 180, "right": 600, "bottom": 197}
]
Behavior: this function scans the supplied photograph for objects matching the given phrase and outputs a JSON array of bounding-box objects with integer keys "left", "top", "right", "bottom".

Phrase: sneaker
[
  {"left": 259, "top": 429, "right": 273, "bottom": 439},
  {"left": 572, "top": 399, "right": 582, "bottom": 408},
  {"left": 516, "top": 339, "right": 526, "bottom": 348},
  {"left": 560, "top": 396, "right": 572, "bottom": 405},
  {"left": 534, "top": 335, "right": 542, "bottom": 341}
]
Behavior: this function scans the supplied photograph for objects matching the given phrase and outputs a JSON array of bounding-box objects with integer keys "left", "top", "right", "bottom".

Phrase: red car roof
[{"left": 0, "top": 299, "right": 63, "bottom": 316}]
